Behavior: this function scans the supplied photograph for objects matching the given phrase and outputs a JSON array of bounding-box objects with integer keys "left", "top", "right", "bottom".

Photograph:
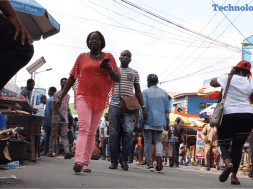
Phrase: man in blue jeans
[
  {"left": 139, "top": 74, "right": 170, "bottom": 171},
  {"left": 108, "top": 50, "right": 148, "bottom": 171},
  {"left": 42, "top": 87, "right": 57, "bottom": 156}
]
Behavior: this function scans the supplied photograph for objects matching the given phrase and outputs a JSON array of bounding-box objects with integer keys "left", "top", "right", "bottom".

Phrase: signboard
[
  {"left": 195, "top": 127, "right": 205, "bottom": 160},
  {"left": 173, "top": 107, "right": 201, "bottom": 119},
  {"left": 32, "top": 88, "right": 46, "bottom": 109},
  {"left": 26, "top": 56, "right": 46, "bottom": 74},
  {"left": 69, "top": 103, "right": 77, "bottom": 116},
  {"left": 243, "top": 35, "right": 253, "bottom": 66}
]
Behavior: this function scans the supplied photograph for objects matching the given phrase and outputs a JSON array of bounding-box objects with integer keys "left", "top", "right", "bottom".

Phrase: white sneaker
[{"left": 144, "top": 166, "right": 154, "bottom": 171}]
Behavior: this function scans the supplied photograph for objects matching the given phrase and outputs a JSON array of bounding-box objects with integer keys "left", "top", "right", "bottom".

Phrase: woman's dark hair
[
  {"left": 86, "top": 31, "right": 105, "bottom": 50},
  {"left": 234, "top": 66, "right": 251, "bottom": 77}
]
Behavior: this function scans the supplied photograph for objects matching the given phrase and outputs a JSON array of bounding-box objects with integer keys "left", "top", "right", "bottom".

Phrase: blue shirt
[
  {"left": 44, "top": 96, "right": 54, "bottom": 127},
  {"left": 139, "top": 86, "right": 170, "bottom": 129}
]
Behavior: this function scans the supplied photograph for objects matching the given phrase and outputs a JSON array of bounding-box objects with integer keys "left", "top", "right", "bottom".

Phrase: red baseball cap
[{"left": 236, "top": 60, "right": 251, "bottom": 71}]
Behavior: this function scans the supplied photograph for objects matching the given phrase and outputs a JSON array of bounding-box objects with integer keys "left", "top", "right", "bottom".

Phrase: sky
[{"left": 11, "top": 0, "right": 253, "bottom": 103}]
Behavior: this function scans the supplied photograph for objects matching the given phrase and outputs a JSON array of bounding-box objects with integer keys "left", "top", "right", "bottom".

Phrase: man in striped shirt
[{"left": 108, "top": 50, "right": 148, "bottom": 171}]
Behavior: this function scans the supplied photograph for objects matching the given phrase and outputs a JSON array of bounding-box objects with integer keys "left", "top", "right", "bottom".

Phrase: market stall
[{"left": 0, "top": 95, "right": 46, "bottom": 162}]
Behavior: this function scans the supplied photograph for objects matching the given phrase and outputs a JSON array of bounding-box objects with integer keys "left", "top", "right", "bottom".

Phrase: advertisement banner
[
  {"left": 196, "top": 127, "right": 205, "bottom": 159},
  {"left": 33, "top": 88, "right": 46, "bottom": 109},
  {"left": 69, "top": 103, "right": 77, "bottom": 116}
]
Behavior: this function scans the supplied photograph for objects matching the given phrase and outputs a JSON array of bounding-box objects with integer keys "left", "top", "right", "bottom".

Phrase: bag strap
[
  {"left": 222, "top": 74, "right": 234, "bottom": 100},
  {"left": 119, "top": 81, "right": 121, "bottom": 99}
]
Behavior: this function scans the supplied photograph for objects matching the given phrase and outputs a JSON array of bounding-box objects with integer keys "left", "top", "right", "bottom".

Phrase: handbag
[
  {"left": 210, "top": 74, "right": 233, "bottom": 128},
  {"left": 118, "top": 81, "right": 141, "bottom": 114}
]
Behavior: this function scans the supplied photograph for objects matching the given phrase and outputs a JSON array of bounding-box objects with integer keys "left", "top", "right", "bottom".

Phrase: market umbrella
[
  {"left": 9, "top": 0, "right": 60, "bottom": 40},
  {"left": 168, "top": 113, "right": 191, "bottom": 126},
  {"left": 198, "top": 69, "right": 253, "bottom": 100}
]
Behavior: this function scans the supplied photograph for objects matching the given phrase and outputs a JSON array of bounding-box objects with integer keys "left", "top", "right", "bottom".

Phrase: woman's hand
[{"left": 100, "top": 62, "right": 112, "bottom": 71}]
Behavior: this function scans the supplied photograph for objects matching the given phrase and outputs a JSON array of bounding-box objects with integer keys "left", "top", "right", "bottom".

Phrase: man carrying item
[
  {"left": 201, "top": 117, "right": 220, "bottom": 171},
  {"left": 42, "top": 87, "right": 57, "bottom": 156},
  {"left": 100, "top": 113, "right": 110, "bottom": 160},
  {"left": 170, "top": 118, "right": 185, "bottom": 167},
  {"left": 0, "top": 0, "right": 34, "bottom": 90},
  {"left": 109, "top": 50, "right": 148, "bottom": 171},
  {"left": 48, "top": 78, "right": 72, "bottom": 159},
  {"left": 20, "top": 79, "right": 38, "bottom": 114},
  {"left": 139, "top": 74, "right": 170, "bottom": 172}
]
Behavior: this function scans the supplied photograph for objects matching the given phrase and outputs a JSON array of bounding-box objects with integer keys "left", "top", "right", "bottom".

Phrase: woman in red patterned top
[{"left": 55, "top": 31, "right": 120, "bottom": 173}]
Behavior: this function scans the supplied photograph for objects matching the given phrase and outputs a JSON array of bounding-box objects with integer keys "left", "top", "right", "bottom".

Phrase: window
[
  {"left": 206, "top": 103, "right": 212, "bottom": 108},
  {"left": 173, "top": 103, "right": 181, "bottom": 107},
  {"left": 199, "top": 103, "right": 206, "bottom": 109}
]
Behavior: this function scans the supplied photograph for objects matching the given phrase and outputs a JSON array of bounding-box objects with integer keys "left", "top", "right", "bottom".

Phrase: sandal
[
  {"left": 219, "top": 163, "right": 233, "bottom": 183},
  {"left": 82, "top": 165, "right": 91, "bottom": 173},
  {"left": 73, "top": 162, "right": 83, "bottom": 173},
  {"left": 231, "top": 177, "right": 241, "bottom": 185}
]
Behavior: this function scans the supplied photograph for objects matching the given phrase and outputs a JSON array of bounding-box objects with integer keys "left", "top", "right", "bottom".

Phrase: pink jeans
[{"left": 75, "top": 95, "right": 104, "bottom": 165}]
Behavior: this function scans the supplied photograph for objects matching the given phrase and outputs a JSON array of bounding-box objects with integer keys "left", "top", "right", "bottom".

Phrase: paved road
[{"left": 0, "top": 156, "right": 252, "bottom": 188}]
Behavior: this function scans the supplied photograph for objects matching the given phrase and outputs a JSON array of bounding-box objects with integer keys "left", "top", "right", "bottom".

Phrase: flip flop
[
  {"left": 82, "top": 165, "right": 91, "bottom": 173},
  {"left": 219, "top": 164, "right": 233, "bottom": 182}
]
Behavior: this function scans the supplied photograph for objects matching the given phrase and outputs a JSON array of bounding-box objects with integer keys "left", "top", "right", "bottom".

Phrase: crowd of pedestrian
[{"left": 0, "top": 0, "right": 253, "bottom": 185}]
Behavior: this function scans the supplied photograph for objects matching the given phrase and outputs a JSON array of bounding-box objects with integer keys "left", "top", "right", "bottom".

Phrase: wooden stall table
[
  {"left": 4, "top": 113, "right": 44, "bottom": 162},
  {"left": 0, "top": 96, "right": 46, "bottom": 162}
]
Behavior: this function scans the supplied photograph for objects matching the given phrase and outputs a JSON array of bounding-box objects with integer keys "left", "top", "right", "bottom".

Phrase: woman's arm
[
  {"left": 108, "top": 68, "right": 120, "bottom": 82},
  {"left": 210, "top": 78, "right": 220, "bottom": 87},
  {"left": 55, "top": 75, "right": 76, "bottom": 111}
]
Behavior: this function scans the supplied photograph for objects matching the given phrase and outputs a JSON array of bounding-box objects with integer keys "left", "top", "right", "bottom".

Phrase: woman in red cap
[{"left": 210, "top": 60, "right": 253, "bottom": 185}]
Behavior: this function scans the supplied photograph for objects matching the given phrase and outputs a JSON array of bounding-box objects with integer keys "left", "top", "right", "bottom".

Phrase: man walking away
[
  {"left": 48, "top": 78, "right": 72, "bottom": 159},
  {"left": 170, "top": 118, "right": 185, "bottom": 167},
  {"left": 0, "top": 0, "right": 34, "bottom": 90},
  {"left": 201, "top": 117, "right": 220, "bottom": 171},
  {"left": 43, "top": 87, "right": 57, "bottom": 156},
  {"left": 139, "top": 74, "right": 170, "bottom": 172},
  {"left": 100, "top": 113, "right": 110, "bottom": 160},
  {"left": 109, "top": 50, "right": 149, "bottom": 171}
]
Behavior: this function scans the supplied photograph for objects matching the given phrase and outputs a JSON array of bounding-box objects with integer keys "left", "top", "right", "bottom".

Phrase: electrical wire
[
  {"left": 160, "top": 53, "right": 239, "bottom": 84},
  {"left": 116, "top": 0, "right": 244, "bottom": 53},
  {"left": 212, "top": 0, "right": 253, "bottom": 44},
  {"left": 49, "top": 10, "right": 221, "bottom": 48},
  {"left": 132, "top": 0, "right": 241, "bottom": 45},
  {"left": 161, "top": 0, "right": 251, "bottom": 82},
  {"left": 159, "top": 0, "right": 231, "bottom": 79},
  {"left": 79, "top": 0, "right": 220, "bottom": 48},
  {"left": 81, "top": 0, "right": 233, "bottom": 49},
  {"left": 40, "top": 41, "right": 241, "bottom": 60}
]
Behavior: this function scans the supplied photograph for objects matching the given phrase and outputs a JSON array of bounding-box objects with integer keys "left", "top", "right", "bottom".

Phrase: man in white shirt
[{"left": 101, "top": 113, "right": 110, "bottom": 160}]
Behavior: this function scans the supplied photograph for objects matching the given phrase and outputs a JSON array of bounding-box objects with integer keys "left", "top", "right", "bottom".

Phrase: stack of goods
[{"left": 0, "top": 127, "right": 25, "bottom": 141}]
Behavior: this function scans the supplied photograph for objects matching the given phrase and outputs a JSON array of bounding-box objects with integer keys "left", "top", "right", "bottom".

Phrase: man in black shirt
[{"left": 170, "top": 118, "right": 185, "bottom": 167}]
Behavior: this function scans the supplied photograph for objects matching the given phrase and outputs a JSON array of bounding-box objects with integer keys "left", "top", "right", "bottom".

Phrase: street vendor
[
  {"left": 20, "top": 79, "right": 38, "bottom": 114},
  {"left": 201, "top": 117, "right": 220, "bottom": 171},
  {"left": 0, "top": 0, "right": 34, "bottom": 90}
]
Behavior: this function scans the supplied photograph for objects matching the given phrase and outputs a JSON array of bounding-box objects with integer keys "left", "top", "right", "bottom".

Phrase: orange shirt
[{"left": 70, "top": 53, "right": 120, "bottom": 111}]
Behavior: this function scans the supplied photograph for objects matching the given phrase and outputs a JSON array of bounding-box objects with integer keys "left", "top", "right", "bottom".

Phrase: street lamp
[{"left": 34, "top": 68, "right": 52, "bottom": 81}]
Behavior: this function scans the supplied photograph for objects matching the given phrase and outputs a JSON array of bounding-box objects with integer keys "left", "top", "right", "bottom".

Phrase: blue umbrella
[{"left": 10, "top": 0, "right": 60, "bottom": 40}]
